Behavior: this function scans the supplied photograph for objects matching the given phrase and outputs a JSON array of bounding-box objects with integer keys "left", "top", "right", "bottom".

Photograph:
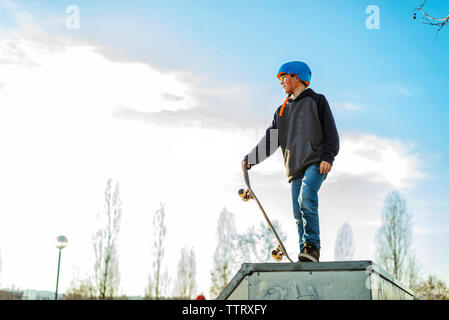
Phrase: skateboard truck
[{"left": 238, "top": 188, "right": 253, "bottom": 202}]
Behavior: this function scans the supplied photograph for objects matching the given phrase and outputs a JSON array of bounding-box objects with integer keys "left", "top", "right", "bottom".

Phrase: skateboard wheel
[
  {"left": 271, "top": 249, "right": 283, "bottom": 261},
  {"left": 238, "top": 189, "right": 250, "bottom": 202}
]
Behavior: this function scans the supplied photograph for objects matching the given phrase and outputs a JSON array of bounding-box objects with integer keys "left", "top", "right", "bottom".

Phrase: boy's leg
[
  {"left": 297, "top": 164, "right": 327, "bottom": 249},
  {"left": 291, "top": 175, "right": 305, "bottom": 252}
]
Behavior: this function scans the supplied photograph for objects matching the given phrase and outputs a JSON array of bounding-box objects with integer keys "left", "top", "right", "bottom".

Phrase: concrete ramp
[{"left": 216, "top": 261, "right": 413, "bottom": 300}]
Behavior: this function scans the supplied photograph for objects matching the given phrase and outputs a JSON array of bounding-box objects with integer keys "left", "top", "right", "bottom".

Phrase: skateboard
[{"left": 238, "top": 166, "right": 293, "bottom": 263}]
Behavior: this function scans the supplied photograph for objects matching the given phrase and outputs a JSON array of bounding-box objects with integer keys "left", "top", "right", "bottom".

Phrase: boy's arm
[
  {"left": 243, "top": 110, "right": 280, "bottom": 169},
  {"left": 317, "top": 95, "right": 340, "bottom": 165}
]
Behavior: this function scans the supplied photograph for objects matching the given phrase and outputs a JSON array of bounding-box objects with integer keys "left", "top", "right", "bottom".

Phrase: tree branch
[{"left": 414, "top": 0, "right": 449, "bottom": 35}]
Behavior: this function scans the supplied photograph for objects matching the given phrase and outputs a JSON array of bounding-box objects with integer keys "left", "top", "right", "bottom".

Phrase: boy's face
[{"left": 279, "top": 73, "right": 298, "bottom": 94}]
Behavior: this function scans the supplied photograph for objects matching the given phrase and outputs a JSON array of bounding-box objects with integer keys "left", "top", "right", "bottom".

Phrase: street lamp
[{"left": 55, "top": 235, "right": 68, "bottom": 300}]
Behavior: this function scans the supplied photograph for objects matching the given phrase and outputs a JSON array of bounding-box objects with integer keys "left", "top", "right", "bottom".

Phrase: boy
[{"left": 242, "top": 61, "right": 339, "bottom": 262}]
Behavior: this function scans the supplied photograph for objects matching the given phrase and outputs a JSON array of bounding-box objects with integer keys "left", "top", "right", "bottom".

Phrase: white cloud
[
  {"left": 388, "top": 83, "right": 413, "bottom": 97},
  {"left": 330, "top": 133, "right": 425, "bottom": 189},
  {"left": 333, "top": 102, "right": 363, "bottom": 111},
  {"left": 0, "top": 38, "right": 197, "bottom": 115},
  {"left": 352, "top": 219, "right": 382, "bottom": 228}
]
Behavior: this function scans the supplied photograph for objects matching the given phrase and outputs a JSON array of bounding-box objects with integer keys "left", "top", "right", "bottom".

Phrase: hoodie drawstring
[{"left": 279, "top": 94, "right": 291, "bottom": 117}]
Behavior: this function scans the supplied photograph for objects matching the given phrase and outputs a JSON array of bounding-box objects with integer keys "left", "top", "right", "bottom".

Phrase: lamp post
[{"left": 55, "top": 235, "right": 68, "bottom": 300}]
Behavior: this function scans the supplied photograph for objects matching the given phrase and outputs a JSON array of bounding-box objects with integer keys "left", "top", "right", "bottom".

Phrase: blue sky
[{"left": 0, "top": 0, "right": 448, "bottom": 296}]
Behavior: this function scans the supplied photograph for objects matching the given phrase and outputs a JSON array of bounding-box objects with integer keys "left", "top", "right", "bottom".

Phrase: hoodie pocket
[
  {"left": 285, "top": 140, "right": 319, "bottom": 175},
  {"left": 310, "top": 140, "right": 322, "bottom": 154}
]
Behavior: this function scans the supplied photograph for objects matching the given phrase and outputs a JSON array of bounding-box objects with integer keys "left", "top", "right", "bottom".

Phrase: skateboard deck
[{"left": 239, "top": 166, "right": 293, "bottom": 263}]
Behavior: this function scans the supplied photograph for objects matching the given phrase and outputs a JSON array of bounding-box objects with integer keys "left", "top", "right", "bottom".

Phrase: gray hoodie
[{"left": 244, "top": 88, "right": 339, "bottom": 182}]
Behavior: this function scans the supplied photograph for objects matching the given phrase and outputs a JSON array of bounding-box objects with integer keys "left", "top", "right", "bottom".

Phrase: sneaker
[{"left": 297, "top": 243, "right": 320, "bottom": 262}]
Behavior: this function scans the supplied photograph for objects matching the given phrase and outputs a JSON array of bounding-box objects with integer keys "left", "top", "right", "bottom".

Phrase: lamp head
[{"left": 56, "top": 235, "right": 68, "bottom": 249}]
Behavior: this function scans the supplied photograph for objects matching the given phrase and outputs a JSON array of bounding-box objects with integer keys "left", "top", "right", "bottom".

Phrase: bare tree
[
  {"left": 407, "top": 248, "right": 421, "bottom": 291},
  {"left": 237, "top": 220, "right": 287, "bottom": 263},
  {"left": 210, "top": 207, "right": 238, "bottom": 298},
  {"left": 414, "top": 275, "right": 449, "bottom": 300},
  {"left": 93, "top": 179, "right": 122, "bottom": 299},
  {"left": 414, "top": 1, "right": 449, "bottom": 34},
  {"left": 63, "top": 278, "right": 97, "bottom": 300},
  {"left": 334, "top": 222, "right": 355, "bottom": 261},
  {"left": 375, "top": 191, "right": 419, "bottom": 288},
  {"left": 173, "top": 246, "right": 197, "bottom": 299},
  {"left": 145, "top": 202, "right": 169, "bottom": 299},
  {"left": 62, "top": 266, "right": 97, "bottom": 300}
]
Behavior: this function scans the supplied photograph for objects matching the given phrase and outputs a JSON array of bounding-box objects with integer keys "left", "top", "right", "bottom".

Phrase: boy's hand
[
  {"left": 319, "top": 161, "right": 332, "bottom": 174},
  {"left": 242, "top": 160, "right": 251, "bottom": 171}
]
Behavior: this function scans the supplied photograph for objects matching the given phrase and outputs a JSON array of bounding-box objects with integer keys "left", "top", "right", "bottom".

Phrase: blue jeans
[{"left": 291, "top": 164, "right": 327, "bottom": 252}]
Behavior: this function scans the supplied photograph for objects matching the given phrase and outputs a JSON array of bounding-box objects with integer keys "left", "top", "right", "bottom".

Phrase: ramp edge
[{"left": 216, "top": 260, "right": 414, "bottom": 300}]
